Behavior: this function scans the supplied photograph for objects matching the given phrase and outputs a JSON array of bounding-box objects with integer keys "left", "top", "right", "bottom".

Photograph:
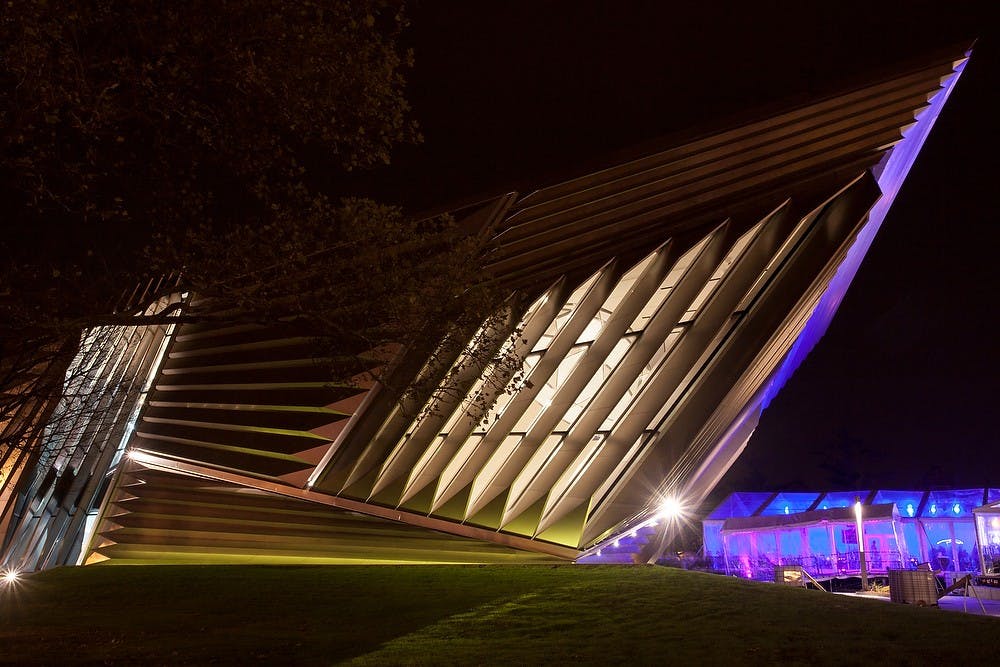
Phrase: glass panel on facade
[
  {"left": 545, "top": 434, "right": 606, "bottom": 515},
  {"left": 759, "top": 492, "right": 819, "bottom": 516},
  {"left": 706, "top": 492, "right": 773, "bottom": 520},
  {"left": 864, "top": 519, "right": 900, "bottom": 571},
  {"left": 756, "top": 532, "right": 778, "bottom": 567},
  {"left": 806, "top": 525, "right": 836, "bottom": 576},
  {"left": 978, "top": 513, "right": 1000, "bottom": 572},
  {"left": 560, "top": 338, "right": 633, "bottom": 430},
  {"left": 833, "top": 521, "right": 861, "bottom": 574},
  {"left": 872, "top": 489, "right": 924, "bottom": 518},
  {"left": 815, "top": 490, "right": 869, "bottom": 509},
  {"left": 436, "top": 435, "right": 483, "bottom": 500},
  {"left": 599, "top": 327, "right": 684, "bottom": 431},
  {"left": 506, "top": 434, "right": 564, "bottom": 512},
  {"left": 513, "top": 346, "right": 588, "bottom": 433},
  {"left": 406, "top": 435, "right": 447, "bottom": 491},
  {"left": 899, "top": 521, "right": 921, "bottom": 566},
  {"left": 704, "top": 523, "right": 724, "bottom": 563},
  {"left": 923, "top": 521, "right": 958, "bottom": 569},
  {"left": 628, "top": 235, "right": 711, "bottom": 332},
  {"left": 924, "top": 488, "right": 984, "bottom": 518},
  {"left": 806, "top": 526, "right": 832, "bottom": 556},
  {"left": 532, "top": 273, "right": 600, "bottom": 353},
  {"left": 677, "top": 221, "right": 762, "bottom": 324},
  {"left": 953, "top": 520, "right": 979, "bottom": 571},
  {"left": 777, "top": 529, "right": 802, "bottom": 562},
  {"left": 574, "top": 310, "right": 608, "bottom": 346},
  {"left": 469, "top": 435, "right": 525, "bottom": 509},
  {"left": 438, "top": 295, "right": 551, "bottom": 437},
  {"left": 573, "top": 253, "right": 657, "bottom": 348},
  {"left": 475, "top": 353, "right": 540, "bottom": 434},
  {"left": 725, "top": 533, "right": 755, "bottom": 578}
]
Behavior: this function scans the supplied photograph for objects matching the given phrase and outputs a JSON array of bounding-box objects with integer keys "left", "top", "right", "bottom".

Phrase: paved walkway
[
  {"left": 937, "top": 593, "right": 1000, "bottom": 618},
  {"left": 833, "top": 591, "right": 1000, "bottom": 618}
]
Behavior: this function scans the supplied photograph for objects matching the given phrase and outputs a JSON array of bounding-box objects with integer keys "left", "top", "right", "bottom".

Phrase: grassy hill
[{"left": 0, "top": 564, "right": 994, "bottom": 665}]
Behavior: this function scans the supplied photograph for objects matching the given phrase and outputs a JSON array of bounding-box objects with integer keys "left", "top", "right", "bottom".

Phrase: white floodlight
[
  {"left": 658, "top": 496, "right": 683, "bottom": 521},
  {"left": 125, "top": 449, "right": 157, "bottom": 465},
  {"left": 855, "top": 497, "right": 869, "bottom": 591}
]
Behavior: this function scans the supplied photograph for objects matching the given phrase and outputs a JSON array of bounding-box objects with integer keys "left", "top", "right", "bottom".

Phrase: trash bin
[{"left": 888, "top": 568, "right": 938, "bottom": 605}]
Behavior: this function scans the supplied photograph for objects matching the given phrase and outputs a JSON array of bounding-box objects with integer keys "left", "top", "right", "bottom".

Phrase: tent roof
[
  {"left": 721, "top": 503, "right": 896, "bottom": 532},
  {"left": 973, "top": 501, "right": 1000, "bottom": 515}
]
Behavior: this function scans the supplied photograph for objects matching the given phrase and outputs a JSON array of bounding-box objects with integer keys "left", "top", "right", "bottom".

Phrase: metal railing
[{"left": 712, "top": 550, "right": 908, "bottom": 581}]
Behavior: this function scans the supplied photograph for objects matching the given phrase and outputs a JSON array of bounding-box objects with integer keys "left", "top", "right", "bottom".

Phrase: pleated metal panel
[
  {"left": 88, "top": 455, "right": 563, "bottom": 564},
  {"left": 88, "top": 461, "right": 562, "bottom": 565},
  {"left": 134, "top": 295, "right": 374, "bottom": 488},
  {"left": 1, "top": 294, "right": 181, "bottom": 571},
  {"left": 292, "top": 51, "right": 966, "bottom": 557},
  {"left": 487, "top": 54, "right": 962, "bottom": 290}
]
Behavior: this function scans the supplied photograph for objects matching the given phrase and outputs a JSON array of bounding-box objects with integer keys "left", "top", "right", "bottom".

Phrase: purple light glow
[
  {"left": 585, "top": 53, "right": 969, "bottom": 562},
  {"left": 761, "top": 55, "right": 968, "bottom": 411},
  {"left": 680, "top": 52, "right": 969, "bottom": 509}
]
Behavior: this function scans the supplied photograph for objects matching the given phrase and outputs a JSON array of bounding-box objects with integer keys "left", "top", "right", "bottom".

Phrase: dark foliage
[{"left": 0, "top": 2, "right": 507, "bottom": 455}]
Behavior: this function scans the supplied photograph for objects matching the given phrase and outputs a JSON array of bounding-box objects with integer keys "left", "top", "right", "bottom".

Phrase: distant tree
[{"left": 0, "top": 2, "right": 508, "bottom": 456}]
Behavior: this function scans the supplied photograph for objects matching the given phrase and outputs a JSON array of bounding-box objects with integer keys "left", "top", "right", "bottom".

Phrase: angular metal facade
[
  {"left": 1, "top": 291, "right": 181, "bottom": 571},
  {"left": 0, "top": 49, "right": 969, "bottom": 569}
]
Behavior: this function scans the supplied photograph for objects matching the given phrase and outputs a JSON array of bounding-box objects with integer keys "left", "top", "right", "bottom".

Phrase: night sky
[{"left": 359, "top": 2, "right": 998, "bottom": 496}]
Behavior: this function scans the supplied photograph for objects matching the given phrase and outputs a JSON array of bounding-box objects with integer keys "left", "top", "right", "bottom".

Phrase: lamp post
[{"left": 854, "top": 497, "right": 868, "bottom": 591}]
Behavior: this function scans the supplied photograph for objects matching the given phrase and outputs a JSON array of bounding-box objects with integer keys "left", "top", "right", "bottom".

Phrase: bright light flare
[
  {"left": 658, "top": 496, "right": 684, "bottom": 521},
  {"left": 2, "top": 569, "right": 20, "bottom": 586},
  {"left": 124, "top": 449, "right": 156, "bottom": 465}
]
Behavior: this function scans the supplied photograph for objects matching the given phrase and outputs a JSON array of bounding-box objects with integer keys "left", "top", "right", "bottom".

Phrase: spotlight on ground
[
  {"left": 658, "top": 496, "right": 683, "bottom": 521},
  {"left": 125, "top": 449, "right": 154, "bottom": 464}
]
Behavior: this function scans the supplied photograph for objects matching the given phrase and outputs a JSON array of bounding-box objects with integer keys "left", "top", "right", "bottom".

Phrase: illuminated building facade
[{"left": 0, "top": 48, "right": 970, "bottom": 570}]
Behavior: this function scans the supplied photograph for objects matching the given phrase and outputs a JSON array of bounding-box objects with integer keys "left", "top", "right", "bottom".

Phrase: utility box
[{"left": 889, "top": 568, "right": 938, "bottom": 605}]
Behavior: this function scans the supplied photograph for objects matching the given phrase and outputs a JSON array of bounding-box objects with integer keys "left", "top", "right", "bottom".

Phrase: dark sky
[
  {"left": 371, "top": 2, "right": 998, "bottom": 494},
  {"left": 725, "top": 32, "right": 1000, "bottom": 495}
]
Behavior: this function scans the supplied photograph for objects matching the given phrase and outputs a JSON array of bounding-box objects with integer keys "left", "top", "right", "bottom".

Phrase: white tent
[{"left": 972, "top": 500, "right": 1000, "bottom": 573}]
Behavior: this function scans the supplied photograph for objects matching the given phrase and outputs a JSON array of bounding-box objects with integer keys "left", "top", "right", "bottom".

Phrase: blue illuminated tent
[{"left": 703, "top": 489, "right": 1000, "bottom": 580}]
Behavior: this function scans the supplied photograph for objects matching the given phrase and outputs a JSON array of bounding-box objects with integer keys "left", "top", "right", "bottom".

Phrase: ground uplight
[{"left": 658, "top": 496, "right": 683, "bottom": 521}]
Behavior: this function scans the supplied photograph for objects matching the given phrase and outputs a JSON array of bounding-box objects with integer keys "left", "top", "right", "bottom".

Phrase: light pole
[{"left": 854, "top": 497, "right": 868, "bottom": 591}]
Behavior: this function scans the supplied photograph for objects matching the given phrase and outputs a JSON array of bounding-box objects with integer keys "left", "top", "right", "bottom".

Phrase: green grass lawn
[{"left": 0, "top": 564, "right": 995, "bottom": 665}]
